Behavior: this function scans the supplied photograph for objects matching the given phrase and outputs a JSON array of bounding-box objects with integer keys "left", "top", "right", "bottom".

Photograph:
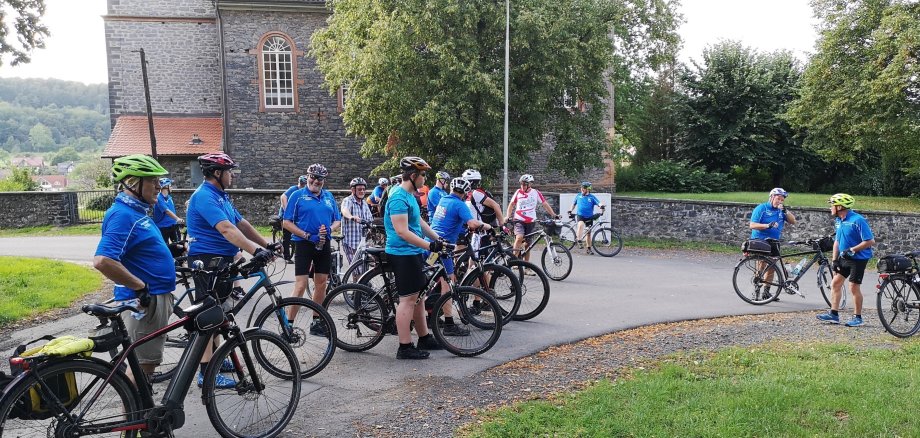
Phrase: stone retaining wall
[{"left": 0, "top": 192, "right": 78, "bottom": 228}]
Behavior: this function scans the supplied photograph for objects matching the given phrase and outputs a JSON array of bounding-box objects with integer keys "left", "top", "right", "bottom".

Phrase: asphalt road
[{"left": 0, "top": 236, "right": 832, "bottom": 436}]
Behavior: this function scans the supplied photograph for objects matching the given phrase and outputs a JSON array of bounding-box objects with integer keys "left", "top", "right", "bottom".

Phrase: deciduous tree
[{"left": 0, "top": 0, "right": 49, "bottom": 66}]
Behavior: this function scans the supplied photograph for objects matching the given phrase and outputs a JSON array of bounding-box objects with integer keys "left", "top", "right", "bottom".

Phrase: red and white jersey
[{"left": 509, "top": 188, "right": 545, "bottom": 223}]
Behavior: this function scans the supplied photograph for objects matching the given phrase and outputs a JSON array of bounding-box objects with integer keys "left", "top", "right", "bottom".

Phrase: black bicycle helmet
[{"left": 307, "top": 163, "right": 329, "bottom": 178}]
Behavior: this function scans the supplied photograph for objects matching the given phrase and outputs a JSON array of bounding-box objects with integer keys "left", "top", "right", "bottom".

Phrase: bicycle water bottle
[{"left": 791, "top": 257, "right": 808, "bottom": 276}]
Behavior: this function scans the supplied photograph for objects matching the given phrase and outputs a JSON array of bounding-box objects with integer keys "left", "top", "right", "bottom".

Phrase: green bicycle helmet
[
  {"left": 828, "top": 193, "right": 855, "bottom": 209},
  {"left": 112, "top": 154, "right": 168, "bottom": 182}
]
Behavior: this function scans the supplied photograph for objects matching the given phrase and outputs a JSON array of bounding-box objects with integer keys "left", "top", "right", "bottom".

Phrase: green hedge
[{"left": 616, "top": 160, "right": 735, "bottom": 193}]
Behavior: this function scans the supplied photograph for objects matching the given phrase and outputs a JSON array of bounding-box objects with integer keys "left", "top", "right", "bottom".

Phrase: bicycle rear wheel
[
  {"left": 431, "top": 286, "right": 502, "bottom": 357},
  {"left": 591, "top": 227, "right": 623, "bottom": 257},
  {"left": 541, "top": 242, "right": 573, "bottom": 281},
  {"left": 558, "top": 224, "right": 577, "bottom": 250},
  {"left": 323, "top": 283, "right": 388, "bottom": 352},
  {"left": 204, "top": 329, "right": 301, "bottom": 438},
  {"left": 877, "top": 275, "right": 920, "bottom": 338},
  {"left": 507, "top": 260, "right": 551, "bottom": 321},
  {"left": 460, "top": 263, "right": 521, "bottom": 326},
  {"left": 0, "top": 358, "right": 143, "bottom": 437},
  {"left": 732, "top": 255, "right": 782, "bottom": 305},
  {"left": 253, "top": 297, "right": 337, "bottom": 379}
]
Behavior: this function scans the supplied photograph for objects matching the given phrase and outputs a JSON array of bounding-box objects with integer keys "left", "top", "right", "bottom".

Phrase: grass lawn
[
  {"left": 619, "top": 191, "right": 920, "bottom": 213},
  {"left": 0, "top": 256, "right": 103, "bottom": 326},
  {"left": 463, "top": 340, "right": 920, "bottom": 437}
]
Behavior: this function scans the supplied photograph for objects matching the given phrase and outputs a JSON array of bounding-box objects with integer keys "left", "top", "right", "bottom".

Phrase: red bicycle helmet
[{"left": 198, "top": 153, "right": 238, "bottom": 173}]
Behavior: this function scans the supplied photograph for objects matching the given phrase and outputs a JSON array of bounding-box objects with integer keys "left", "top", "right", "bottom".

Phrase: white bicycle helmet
[
  {"left": 378, "top": 177, "right": 389, "bottom": 186},
  {"left": 769, "top": 187, "right": 788, "bottom": 198},
  {"left": 449, "top": 177, "right": 472, "bottom": 194},
  {"left": 519, "top": 174, "right": 534, "bottom": 183},
  {"left": 461, "top": 169, "right": 481, "bottom": 181}
]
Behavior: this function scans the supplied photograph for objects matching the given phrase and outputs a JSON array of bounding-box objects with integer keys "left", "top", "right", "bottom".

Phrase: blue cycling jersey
[
  {"left": 835, "top": 210, "right": 874, "bottom": 260},
  {"left": 427, "top": 186, "right": 447, "bottom": 222},
  {"left": 187, "top": 182, "right": 244, "bottom": 257},
  {"left": 95, "top": 193, "right": 176, "bottom": 300},
  {"left": 431, "top": 193, "right": 473, "bottom": 243},
  {"left": 750, "top": 202, "right": 785, "bottom": 240},
  {"left": 283, "top": 187, "right": 341, "bottom": 243},
  {"left": 384, "top": 186, "right": 425, "bottom": 255},
  {"left": 573, "top": 193, "right": 601, "bottom": 218},
  {"left": 368, "top": 186, "right": 385, "bottom": 205},
  {"left": 153, "top": 192, "right": 178, "bottom": 228},
  {"left": 278, "top": 185, "right": 299, "bottom": 216}
]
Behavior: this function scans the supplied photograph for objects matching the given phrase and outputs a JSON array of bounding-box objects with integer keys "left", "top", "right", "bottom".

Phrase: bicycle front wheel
[
  {"left": 591, "top": 227, "right": 623, "bottom": 257},
  {"left": 431, "top": 286, "right": 502, "bottom": 357},
  {"left": 558, "top": 224, "right": 577, "bottom": 250},
  {"left": 817, "top": 263, "right": 848, "bottom": 310},
  {"left": 0, "top": 358, "right": 143, "bottom": 437},
  {"left": 254, "top": 297, "right": 336, "bottom": 379},
  {"left": 541, "top": 242, "right": 573, "bottom": 281},
  {"left": 877, "top": 275, "right": 920, "bottom": 338},
  {"left": 323, "top": 283, "right": 388, "bottom": 352},
  {"left": 732, "top": 255, "right": 782, "bottom": 305},
  {"left": 204, "top": 329, "right": 301, "bottom": 438},
  {"left": 507, "top": 260, "right": 551, "bottom": 321},
  {"left": 460, "top": 263, "right": 521, "bottom": 326}
]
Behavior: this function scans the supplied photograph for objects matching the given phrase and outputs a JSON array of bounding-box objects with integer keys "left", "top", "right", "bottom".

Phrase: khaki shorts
[{"left": 122, "top": 293, "right": 173, "bottom": 365}]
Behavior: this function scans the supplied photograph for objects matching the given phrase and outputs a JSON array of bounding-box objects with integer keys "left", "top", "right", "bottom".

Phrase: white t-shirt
[{"left": 509, "top": 188, "right": 546, "bottom": 223}]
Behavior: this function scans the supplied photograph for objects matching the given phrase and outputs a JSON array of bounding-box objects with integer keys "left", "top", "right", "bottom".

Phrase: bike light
[
  {"left": 879, "top": 273, "right": 890, "bottom": 280},
  {"left": 9, "top": 357, "right": 27, "bottom": 370}
]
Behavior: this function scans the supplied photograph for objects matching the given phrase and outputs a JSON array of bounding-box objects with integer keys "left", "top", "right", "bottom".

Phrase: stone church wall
[
  {"left": 108, "top": 0, "right": 216, "bottom": 18},
  {"left": 220, "top": 9, "right": 377, "bottom": 190}
]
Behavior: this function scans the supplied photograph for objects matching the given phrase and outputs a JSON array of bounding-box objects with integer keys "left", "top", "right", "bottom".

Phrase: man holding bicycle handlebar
[
  {"left": 567, "top": 181, "right": 605, "bottom": 255},
  {"left": 748, "top": 188, "right": 797, "bottom": 301},
  {"left": 817, "top": 193, "right": 875, "bottom": 327}
]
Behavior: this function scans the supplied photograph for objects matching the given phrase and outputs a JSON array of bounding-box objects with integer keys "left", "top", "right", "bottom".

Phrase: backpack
[{"left": 471, "top": 189, "right": 498, "bottom": 226}]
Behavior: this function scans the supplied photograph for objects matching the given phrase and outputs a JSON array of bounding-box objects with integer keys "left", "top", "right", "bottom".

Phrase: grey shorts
[{"left": 122, "top": 293, "right": 173, "bottom": 365}]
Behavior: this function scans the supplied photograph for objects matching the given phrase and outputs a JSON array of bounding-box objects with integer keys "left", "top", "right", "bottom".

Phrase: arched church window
[{"left": 261, "top": 35, "right": 296, "bottom": 109}]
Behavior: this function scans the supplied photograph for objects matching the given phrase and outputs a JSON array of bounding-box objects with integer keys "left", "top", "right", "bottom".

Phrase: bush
[
  {"left": 86, "top": 193, "right": 116, "bottom": 211},
  {"left": 619, "top": 160, "right": 735, "bottom": 193}
]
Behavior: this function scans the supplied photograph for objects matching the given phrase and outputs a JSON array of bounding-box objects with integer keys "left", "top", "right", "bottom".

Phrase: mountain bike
[
  {"left": 449, "top": 230, "right": 522, "bottom": 326},
  {"left": 0, "top": 276, "right": 301, "bottom": 437},
  {"left": 506, "top": 219, "right": 573, "bottom": 281},
  {"left": 329, "top": 220, "right": 382, "bottom": 290},
  {"left": 323, "top": 245, "right": 503, "bottom": 357},
  {"left": 876, "top": 251, "right": 920, "bottom": 337},
  {"left": 732, "top": 236, "right": 845, "bottom": 308},
  {"left": 558, "top": 211, "right": 623, "bottom": 257},
  {"left": 152, "top": 251, "right": 335, "bottom": 383}
]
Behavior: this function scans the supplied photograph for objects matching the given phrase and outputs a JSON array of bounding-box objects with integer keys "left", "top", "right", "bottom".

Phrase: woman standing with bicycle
[{"left": 566, "top": 181, "right": 605, "bottom": 255}]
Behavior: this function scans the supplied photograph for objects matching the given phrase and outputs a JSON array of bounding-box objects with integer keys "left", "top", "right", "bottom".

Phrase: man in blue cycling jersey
[
  {"left": 566, "top": 181, "right": 606, "bottom": 255},
  {"left": 384, "top": 156, "right": 445, "bottom": 359},
  {"left": 817, "top": 193, "right": 875, "bottom": 327},
  {"left": 367, "top": 177, "right": 389, "bottom": 216},
  {"left": 186, "top": 153, "right": 274, "bottom": 388},
  {"left": 153, "top": 177, "right": 184, "bottom": 245},
  {"left": 278, "top": 175, "right": 308, "bottom": 262},
  {"left": 429, "top": 177, "right": 492, "bottom": 336},
  {"left": 426, "top": 171, "right": 450, "bottom": 223},
  {"left": 94, "top": 155, "right": 174, "bottom": 380},
  {"left": 282, "top": 163, "right": 341, "bottom": 335},
  {"left": 748, "top": 188, "right": 798, "bottom": 302}
]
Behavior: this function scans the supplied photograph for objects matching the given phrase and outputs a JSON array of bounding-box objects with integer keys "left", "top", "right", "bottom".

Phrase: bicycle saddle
[{"left": 82, "top": 303, "right": 137, "bottom": 318}]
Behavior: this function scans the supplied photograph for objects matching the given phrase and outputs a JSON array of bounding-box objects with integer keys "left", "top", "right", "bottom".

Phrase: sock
[
  {"left": 830, "top": 310, "right": 839, "bottom": 316},
  {"left": 419, "top": 333, "right": 434, "bottom": 341},
  {"left": 398, "top": 342, "right": 413, "bottom": 350},
  {"left": 200, "top": 363, "right": 207, "bottom": 375},
  {"left": 444, "top": 317, "right": 455, "bottom": 325},
  {"left": 855, "top": 314, "right": 861, "bottom": 319}
]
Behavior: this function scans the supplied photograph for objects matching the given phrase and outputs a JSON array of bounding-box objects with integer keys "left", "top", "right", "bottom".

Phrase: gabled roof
[
  {"left": 32, "top": 175, "right": 68, "bottom": 187},
  {"left": 103, "top": 116, "right": 223, "bottom": 158},
  {"left": 12, "top": 157, "right": 46, "bottom": 167}
]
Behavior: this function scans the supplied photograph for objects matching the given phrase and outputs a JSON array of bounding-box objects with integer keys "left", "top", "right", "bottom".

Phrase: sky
[{"left": 0, "top": 0, "right": 819, "bottom": 85}]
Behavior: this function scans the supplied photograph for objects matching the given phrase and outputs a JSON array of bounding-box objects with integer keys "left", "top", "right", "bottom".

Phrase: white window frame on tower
[{"left": 261, "top": 35, "right": 295, "bottom": 109}]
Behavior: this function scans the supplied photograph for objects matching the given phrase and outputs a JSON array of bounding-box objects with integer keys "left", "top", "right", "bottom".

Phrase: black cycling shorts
[
  {"left": 575, "top": 215, "right": 595, "bottom": 228},
  {"left": 837, "top": 258, "right": 869, "bottom": 285},
  {"left": 294, "top": 240, "right": 331, "bottom": 277},
  {"left": 158, "top": 225, "right": 181, "bottom": 244},
  {"left": 388, "top": 253, "right": 427, "bottom": 297}
]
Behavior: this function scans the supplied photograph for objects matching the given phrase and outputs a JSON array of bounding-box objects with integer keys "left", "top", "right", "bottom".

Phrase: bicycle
[
  {"left": 329, "top": 220, "right": 383, "bottom": 290},
  {"left": 558, "top": 211, "right": 623, "bottom": 257},
  {"left": 876, "top": 251, "right": 920, "bottom": 337},
  {"left": 0, "top": 267, "right": 302, "bottom": 437},
  {"left": 323, "top": 244, "right": 503, "bottom": 357},
  {"left": 455, "top": 227, "right": 551, "bottom": 321},
  {"left": 732, "top": 236, "right": 846, "bottom": 308},
  {"left": 450, "top": 229, "right": 523, "bottom": 326},
  {"left": 506, "top": 218, "right": 573, "bottom": 281},
  {"left": 152, "top": 250, "right": 336, "bottom": 383}
]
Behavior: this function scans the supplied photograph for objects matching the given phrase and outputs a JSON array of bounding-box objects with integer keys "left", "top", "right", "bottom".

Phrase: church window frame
[{"left": 255, "top": 33, "right": 303, "bottom": 112}]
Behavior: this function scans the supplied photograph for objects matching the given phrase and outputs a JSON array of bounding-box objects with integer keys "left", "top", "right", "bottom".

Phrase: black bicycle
[
  {"left": 876, "top": 251, "right": 920, "bottom": 337},
  {"left": 732, "top": 236, "right": 844, "bottom": 307},
  {"left": 0, "top": 262, "right": 301, "bottom": 437}
]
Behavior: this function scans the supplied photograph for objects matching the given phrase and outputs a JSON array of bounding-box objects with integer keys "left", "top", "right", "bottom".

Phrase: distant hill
[{"left": 0, "top": 77, "right": 109, "bottom": 155}]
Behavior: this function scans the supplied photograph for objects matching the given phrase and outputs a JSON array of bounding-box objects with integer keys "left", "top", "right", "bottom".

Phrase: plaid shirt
[{"left": 341, "top": 195, "right": 373, "bottom": 249}]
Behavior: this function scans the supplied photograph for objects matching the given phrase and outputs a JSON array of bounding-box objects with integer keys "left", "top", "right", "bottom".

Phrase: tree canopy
[
  {"left": 312, "top": 0, "right": 681, "bottom": 179},
  {"left": 0, "top": 0, "right": 49, "bottom": 66}
]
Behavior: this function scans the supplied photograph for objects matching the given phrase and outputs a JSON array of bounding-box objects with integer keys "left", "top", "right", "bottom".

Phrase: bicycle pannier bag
[
  {"left": 7, "top": 336, "right": 82, "bottom": 420},
  {"left": 818, "top": 236, "right": 834, "bottom": 252},
  {"left": 877, "top": 255, "right": 911, "bottom": 273},
  {"left": 742, "top": 239, "right": 772, "bottom": 254}
]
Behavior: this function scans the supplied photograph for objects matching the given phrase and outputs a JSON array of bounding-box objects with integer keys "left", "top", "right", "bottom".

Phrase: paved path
[{"left": 0, "top": 236, "right": 831, "bottom": 435}]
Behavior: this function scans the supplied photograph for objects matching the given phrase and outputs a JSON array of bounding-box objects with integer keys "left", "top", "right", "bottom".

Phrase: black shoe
[
  {"left": 417, "top": 335, "right": 443, "bottom": 350},
  {"left": 442, "top": 323, "right": 470, "bottom": 337},
  {"left": 309, "top": 319, "right": 329, "bottom": 337},
  {"left": 468, "top": 300, "right": 483, "bottom": 315},
  {"left": 396, "top": 344, "right": 430, "bottom": 360}
]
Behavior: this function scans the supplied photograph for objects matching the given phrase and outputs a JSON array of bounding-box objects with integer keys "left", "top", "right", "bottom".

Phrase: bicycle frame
[{"left": 775, "top": 247, "right": 828, "bottom": 285}]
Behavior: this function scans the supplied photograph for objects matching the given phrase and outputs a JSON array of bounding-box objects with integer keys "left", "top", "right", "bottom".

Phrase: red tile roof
[
  {"left": 103, "top": 116, "right": 223, "bottom": 158},
  {"left": 32, "top": 175, "right": 68, "bottom": 188}
]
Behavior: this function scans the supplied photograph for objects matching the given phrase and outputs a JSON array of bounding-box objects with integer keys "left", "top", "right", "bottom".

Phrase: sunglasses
[{"left": 310, "top": 175, "right": 326, "bottom": 182}]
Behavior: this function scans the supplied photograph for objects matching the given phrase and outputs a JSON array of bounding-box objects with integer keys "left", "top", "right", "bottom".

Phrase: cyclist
[
  {"left": 566, "top": 181, "right": 606, "bottom": 254},
  {"left": 817, "top": 193, "right": 875, "bottom": 327},
  {"left": 747, "top": 188, "right": 797, "bottom": 301},
  {"left": 153, "top": 177, "right": 184, "bottom": 245},
  {"left": 187, "top": 152, "right": 275, "bottom": 388},
  {"left": 278, "top": 175, "right": 308, "bottom": 262},
  {"left": 282, "top": 163, "right": 341, "bottom": 334},
  {"left": 461, "top": 169, "right": 505, "bottom": 227},
  {"left": 340, "top": 176, "right": 374, "bottom": 275},
  {"left": 93, "top": 155, "right": 174, "bottom": 380},
  {"left": 429, "top": 177, "right": 493, "bottom": 335},
  {"left": 384, "top": 156, "right": 445, "bottom": 359},
  {"left": 505, "top": 174, "right": 558, "bottom": 262},
  {"left": 367, "top": 177, "right": 389, "bottom": 216},
  {"left": 427, "top": 171, "right": 451, "bottom": 222}
]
